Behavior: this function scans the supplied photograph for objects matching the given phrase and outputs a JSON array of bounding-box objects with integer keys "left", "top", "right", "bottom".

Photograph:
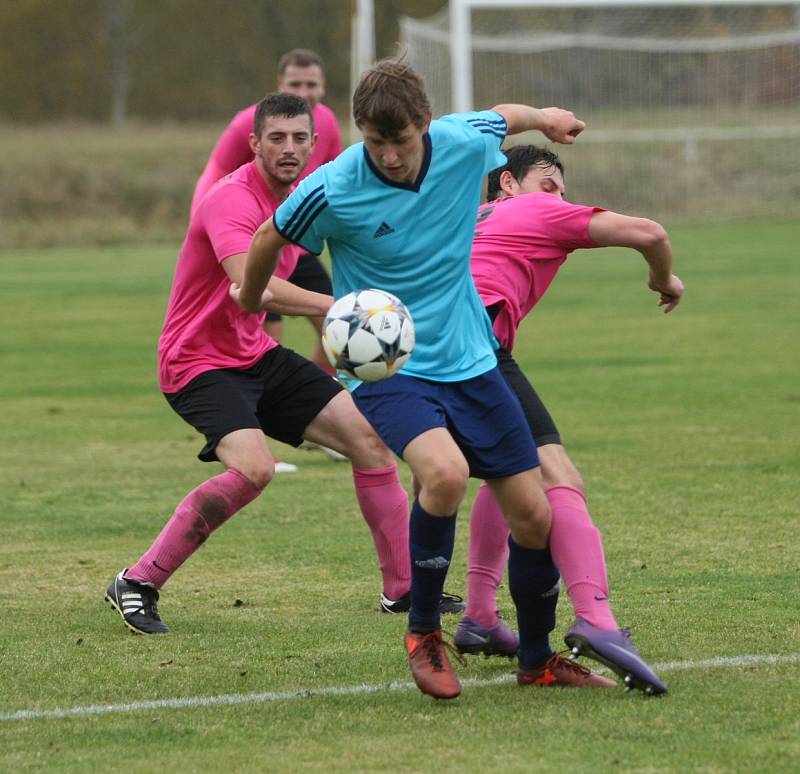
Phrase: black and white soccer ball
[{"left": 322, "top": 289, "right": 415, "bottom": 382}]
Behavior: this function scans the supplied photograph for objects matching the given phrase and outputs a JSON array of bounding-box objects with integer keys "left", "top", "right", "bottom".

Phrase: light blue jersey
[{"left": 274, "top": 111, "right": 507, "bottom": 383}]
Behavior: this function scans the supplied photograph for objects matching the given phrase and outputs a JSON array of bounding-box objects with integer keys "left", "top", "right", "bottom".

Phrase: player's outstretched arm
[
  {"left": 231, "top": 218, "right": 289, "bottom": 313},
  {"left": 263, "top": 276, "right": 333, "bottom": 317},
  {"left": 491, "top": 104, "right": 585, "bottom": 144},
  {"left": 588, "top": 210, "right": 684, "bottom": 313}
]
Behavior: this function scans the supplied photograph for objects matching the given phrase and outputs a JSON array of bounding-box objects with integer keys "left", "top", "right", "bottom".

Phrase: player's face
[
  {"left": 251, "top": 113, "right": 316, "bottom": 187},
  {"left": 277, "top": 65, "right": 325, "bottom": 109},
  {"left": 513, "top": 164, "right": 566, "bottom": 198},
  {"left": 360, "top": 120, "right": 431, "bottom": 184}
]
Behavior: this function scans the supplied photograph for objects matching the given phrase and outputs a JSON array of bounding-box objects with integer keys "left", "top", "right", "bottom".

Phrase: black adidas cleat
[
  {"left": 380, "top": 590, "right": 466, "bottom": 615},
  {"left": 105, "top": 569, "right": 170, "bottom": 634}
]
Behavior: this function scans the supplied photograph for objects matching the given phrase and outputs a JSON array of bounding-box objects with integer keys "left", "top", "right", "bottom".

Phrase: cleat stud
[
  {"left": 624, "top": 686, "right": 633, "bottom": 693},
  {"left": 645, "top": 686, "right": 654, "bottom": 695},
  {"left": 624, "top": 674, "right": 633, "bottom": 684},
  {"left": 570, "top": 646, "right": 580, "bottom": 658}
]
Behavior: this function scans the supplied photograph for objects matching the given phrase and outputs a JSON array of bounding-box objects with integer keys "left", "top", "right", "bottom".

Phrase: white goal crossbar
[{"left": 448, "top": 0, "right": 800, "bottom": 111}]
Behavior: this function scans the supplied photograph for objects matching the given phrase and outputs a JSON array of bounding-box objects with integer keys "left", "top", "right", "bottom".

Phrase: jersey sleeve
[
  {"left": 446, "top": 110, "right": 508, "bottom": 175},
  {"left": 209, "top": 107, "right": 255, "bottom": 175},
  {"left": 200, "top": 184, "right": 264, "bottom": 263},
  {"left": 538, "top": 197, "right": 604, "bottom": 252},
  {"left": 273, "top": 168, "right": 331, "bottom": 256}
]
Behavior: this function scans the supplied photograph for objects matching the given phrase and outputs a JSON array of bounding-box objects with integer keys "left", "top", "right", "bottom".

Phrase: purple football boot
[
  {"left": 454, "top": 616, "right": 519, "bottom": 658},
  {"left": 564, "top": 618, "right": 668, "bottom": 696}
]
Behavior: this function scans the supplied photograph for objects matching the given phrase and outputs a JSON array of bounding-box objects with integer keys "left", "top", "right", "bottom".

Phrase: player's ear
[
  {"left": 499, "top": 170, "right": 516, "bottom": 196},
  {"left": 420, "top": 112, "right": 432, "bottom": 134},
  {"left": 248, "top": 132, "right": 260, "bottom": 155}
]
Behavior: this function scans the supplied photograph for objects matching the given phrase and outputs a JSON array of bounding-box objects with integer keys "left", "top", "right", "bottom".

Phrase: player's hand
[
  {"left": 229, "top": 282, "right": 273, "bottom": 312},
  {"left": 648, "top": 273, "right": 684, "bottom": 313},
  {"left": 540, "top": 107, "right": 585, "bottom": 144},
  {"left": 229, "top": 282, "right": 244, "bottom": 307}
]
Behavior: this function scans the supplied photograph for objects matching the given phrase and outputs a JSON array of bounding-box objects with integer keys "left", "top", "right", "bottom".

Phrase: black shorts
[
  {"left": 164, "top": 346, "right": 343, "bottom": 462},
  {"left": 265, "top": 252, "right": 333, "bottom": 323},
  {"left": 495, "top": 347, "right": 562, "bottom": 447}
]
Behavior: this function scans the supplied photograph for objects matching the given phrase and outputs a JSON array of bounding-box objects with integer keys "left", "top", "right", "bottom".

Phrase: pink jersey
[
  {"left": 210, "top": 101, "right": 342, "bottom": 181},
  {"left": 471, "top": 193, "right": 603, "bottom": 351},
  {"left": 158, "top": 161, "right": 300, "bottom": 393}
]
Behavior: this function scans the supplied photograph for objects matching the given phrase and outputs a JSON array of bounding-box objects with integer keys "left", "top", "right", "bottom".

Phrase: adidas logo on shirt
[{"left": 373, "top": 222, "right": 395, "bottom": 238}]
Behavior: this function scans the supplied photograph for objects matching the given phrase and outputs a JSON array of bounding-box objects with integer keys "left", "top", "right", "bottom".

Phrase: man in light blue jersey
[{"left": 232, "top": 59, "right": 613, "bottom": 700}]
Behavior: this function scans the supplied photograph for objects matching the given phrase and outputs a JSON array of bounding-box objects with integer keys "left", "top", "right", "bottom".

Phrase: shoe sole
[
  {"left": 564, "top": 633, "right": 666, "bottom": 696},
  {"left": 439, "top": 603, "right": 466, "bottom": 615},
  {"left": 419, "top": 687, "right": 461, "bottom": 700},
  {"left": 410, "top": 673, "right": 462, "bottom": 700},
  {"left": 455, "top": 643, "right": 517, "bottom": 659},
  {"left": 105, "top": 593, "right": 148, "bottom": 635},
  {"left": 379, "top": 603, "right": 465, "bottom": 615}
]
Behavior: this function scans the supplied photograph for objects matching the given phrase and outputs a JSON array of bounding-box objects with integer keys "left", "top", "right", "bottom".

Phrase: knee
[
  {"left": 540, "top": 446, "right": 585, "bottom": 493},
  {"left": 421, "top": 462, "right": 468, "bottom": 512},
  {"left": 510, "top": 498, "right": 552, "bottom": 549},
  {"left": 237, "top": 460, "right": 273, "bottom": 490},
  {"left": 347, "top": 429, "right": 395, "bottom": 468},
  {"left": 551, "top": 470, "right": 585, "bottom": 494}
]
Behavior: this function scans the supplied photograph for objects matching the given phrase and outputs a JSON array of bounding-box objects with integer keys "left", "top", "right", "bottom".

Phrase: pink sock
[
  {"left": 547, "top": 485, "right": 618, "bottom": 629},
  {"left": 127, "top": 468, "right": 262, "bottom": 589},
  {"left": 466, "top": 481, "right": 510, "bottom": 628},
  {"left": 353, "top": 464, "right": 410, "bottom": 600}
]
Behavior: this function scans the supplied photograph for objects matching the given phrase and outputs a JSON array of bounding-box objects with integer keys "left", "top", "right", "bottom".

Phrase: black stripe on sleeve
[
  {"left": 281, "top": 185, "right": 326, "bottom": 241},
  {"left": 273, "top": 216, "right": 322, "bottom": 254},
  {"left": 291, "top": 200, "right": 329, "bottom": 243}
]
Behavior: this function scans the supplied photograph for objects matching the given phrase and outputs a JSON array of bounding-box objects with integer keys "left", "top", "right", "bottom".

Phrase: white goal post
[
  {"left": 400, "top": 0, "right": 800, "bottom": 221},
  {"left": 446, "top": 0, "right": 800, "bottom": 112}
]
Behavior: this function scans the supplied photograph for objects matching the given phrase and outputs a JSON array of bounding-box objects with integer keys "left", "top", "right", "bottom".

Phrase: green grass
[{"left": 1, "top": 223, "right": 799, "bottom": 771}]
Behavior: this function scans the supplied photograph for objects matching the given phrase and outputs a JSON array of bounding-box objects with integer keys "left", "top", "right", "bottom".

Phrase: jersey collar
[{"left": 362, "top": 133, "right": 432, "bottom": 193}]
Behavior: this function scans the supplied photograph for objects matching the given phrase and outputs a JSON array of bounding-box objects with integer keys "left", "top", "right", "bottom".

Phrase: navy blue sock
[
  {"left": 408, "top": 499, "right": 456, "bottom": 634},
  {"left": 507, "top": 536, "right": 560, "bottom": 669}
]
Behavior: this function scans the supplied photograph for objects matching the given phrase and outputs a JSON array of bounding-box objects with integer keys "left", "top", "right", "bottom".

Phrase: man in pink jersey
[
  {"left": 454, "top": 145, "right": 683, "bottom": 694},
  {"left": 191, "top": 49, "right": 342, "bottom": 404},
  {"left": 104, "top": 94, "right": 420, "bottom": 635}
]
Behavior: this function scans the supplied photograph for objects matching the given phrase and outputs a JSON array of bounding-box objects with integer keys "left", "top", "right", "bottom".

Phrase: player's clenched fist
[{"left": 540, "top": 107, "right": 586, "bottom": 144}]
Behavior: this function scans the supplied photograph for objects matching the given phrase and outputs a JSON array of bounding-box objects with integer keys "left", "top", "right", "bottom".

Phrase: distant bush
[{"left": 0, "top": 123, "right": 221, "bottom": 248}]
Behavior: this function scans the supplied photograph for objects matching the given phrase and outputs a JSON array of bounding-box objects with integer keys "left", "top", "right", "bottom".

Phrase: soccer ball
[{"left": 322, "top": 289, "right": 415, "bottom": 381}]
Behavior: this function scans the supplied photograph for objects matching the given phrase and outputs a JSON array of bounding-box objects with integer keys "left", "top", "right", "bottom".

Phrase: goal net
[{"left": 400, "top": 1, "right": 800, "bottom": 221}]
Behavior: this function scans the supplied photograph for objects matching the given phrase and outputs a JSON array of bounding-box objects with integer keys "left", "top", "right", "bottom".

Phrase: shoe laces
[
  {"left": 134, "top": 586, "right": 163, "bottom": 621},
  {"left": 549, "top": 651, "right": 592, "bottom": 676},
  {"left": 419, "top": 631, "right": 467, "bottom": 671}
]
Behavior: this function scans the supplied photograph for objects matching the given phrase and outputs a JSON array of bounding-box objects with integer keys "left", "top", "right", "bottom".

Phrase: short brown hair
[
  {"left": 253, "top": 93, "right": 314, "bottom": 137},
  {"left": 352, "top": 58, "right": 431, "bottom": 137},
  {"left": 278, "top": 48, "right": 324, "bottom": 76}
]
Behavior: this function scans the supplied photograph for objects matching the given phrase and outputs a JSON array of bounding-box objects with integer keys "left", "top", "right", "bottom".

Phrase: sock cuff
[
  {"left": 353, "top": 464, "right": 400, "bottom": 488},
  {"left": 545, "top": 484, "right": 587, "bottom": 505},
  {"left": 410, "top": 498, "right": 457, "bottom": 543},
  {"left": 508, "top": 536, "right": 551, "bottom": 561},
  {"left": 411, "top": 498, "right": 457, "bottom": 522},
  {"left": 226, "top": 467, "right": 265, "bottom": 497}
]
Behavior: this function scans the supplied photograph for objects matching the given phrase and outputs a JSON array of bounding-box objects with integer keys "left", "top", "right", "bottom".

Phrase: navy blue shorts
[{"left": 352, "top": 368, "right": 539, "bottom": 479}]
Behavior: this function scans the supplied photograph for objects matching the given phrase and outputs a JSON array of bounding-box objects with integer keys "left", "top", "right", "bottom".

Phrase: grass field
[{"left": 1, "top": 222, "right": 799, "bottom": 771}]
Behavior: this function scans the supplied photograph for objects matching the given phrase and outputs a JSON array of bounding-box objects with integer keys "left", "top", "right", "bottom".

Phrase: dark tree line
[{"left": 0, "top": 0, "right": 446, "bottom": 124}]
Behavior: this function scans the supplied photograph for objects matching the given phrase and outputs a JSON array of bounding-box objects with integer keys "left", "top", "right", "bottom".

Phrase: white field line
[{"left": 2, "top": 653, "right": 798, "bottom": 723}]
